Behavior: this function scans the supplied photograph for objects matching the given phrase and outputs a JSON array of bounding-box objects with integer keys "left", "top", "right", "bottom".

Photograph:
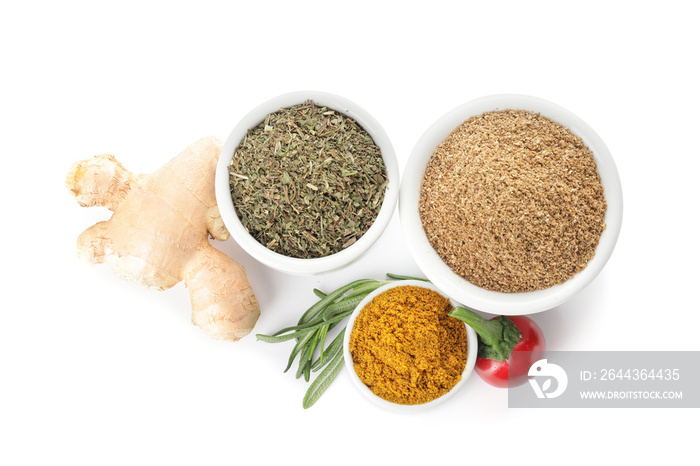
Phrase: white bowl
[
  {"left": 343, "top": 280, "right": 478, "bottom": 411},
  {"left": 215, "top": 91, "right": 399, "bottom": 275},
  {"left": 400, "top": 94, "right": 623, "bottom": 315}
]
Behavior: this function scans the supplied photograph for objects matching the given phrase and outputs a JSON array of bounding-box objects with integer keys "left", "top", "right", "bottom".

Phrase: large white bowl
[
  {"left": 343, "top": 280, "right": 478, "bottom": 411},
  {"left": 215, "top": 91, "right": 399, "bottom": 275},
  {"left": 400, "top": 94, "right": 623, "bottom": 315}
]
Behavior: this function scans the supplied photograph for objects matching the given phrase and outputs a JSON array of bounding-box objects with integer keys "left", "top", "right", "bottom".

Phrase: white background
[{"left": 2, "top": 1, "right": 698, "bottom": 464}]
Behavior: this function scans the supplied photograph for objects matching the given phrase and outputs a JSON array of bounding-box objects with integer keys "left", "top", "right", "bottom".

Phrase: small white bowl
[
  {"left": 400, "top": 94, "right": 623, "bottom": 315},
  {"left": 343, "top": 280, "right": 478, "bottom": 411},
  {"left": 215, "top": 91, "right": 399, "bottom": 275}
]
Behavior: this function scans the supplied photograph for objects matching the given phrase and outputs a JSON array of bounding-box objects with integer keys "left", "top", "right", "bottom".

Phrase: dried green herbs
[{"left": 229, "top": 101, "right": 387, "bottom": 259}]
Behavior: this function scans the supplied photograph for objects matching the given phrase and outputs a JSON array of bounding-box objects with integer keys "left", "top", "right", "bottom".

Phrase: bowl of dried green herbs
[
  {"left": 216, "top": 91, "right": 399, "bottom": 274},
  {"left": 400, "top": 94, "right": 623, "bottom": 315}
]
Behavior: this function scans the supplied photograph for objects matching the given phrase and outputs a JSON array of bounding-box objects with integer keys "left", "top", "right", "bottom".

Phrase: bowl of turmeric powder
[{"left": 343, "top": 280, "right": 478, "bottom": 410}]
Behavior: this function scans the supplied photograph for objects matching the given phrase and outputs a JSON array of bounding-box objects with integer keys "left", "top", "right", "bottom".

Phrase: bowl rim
[
  {"left": 399, "top": 93, "right": 623, "bottom": 315},
  {"left": 342, "top": 280, "right": 478, "bottom": 411},
  {"left": 215, "top": 91, "right": 399, "bottom": 275}
]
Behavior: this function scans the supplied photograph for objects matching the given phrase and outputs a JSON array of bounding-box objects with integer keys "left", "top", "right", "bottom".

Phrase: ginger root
[{"left": 66, "top": 136, "right": 260, "bottom": 341}]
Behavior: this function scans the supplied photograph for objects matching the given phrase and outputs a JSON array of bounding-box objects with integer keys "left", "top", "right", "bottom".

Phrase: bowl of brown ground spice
[
  {"left": 400, "top": 94, "right": 623, "bottom": 315},
  {"left": 344, "top": 280, "right": 478, "bottom": 410}
]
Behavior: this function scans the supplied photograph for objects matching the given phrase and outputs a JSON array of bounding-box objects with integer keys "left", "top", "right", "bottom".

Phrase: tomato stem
[{"left": 449, "top": 307, "right": 522, "bottom": 361}]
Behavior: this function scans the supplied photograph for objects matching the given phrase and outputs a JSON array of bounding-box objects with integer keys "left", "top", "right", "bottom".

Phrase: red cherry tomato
[{"left": 474, "top": 315, "right": 546, "bottom": 388}]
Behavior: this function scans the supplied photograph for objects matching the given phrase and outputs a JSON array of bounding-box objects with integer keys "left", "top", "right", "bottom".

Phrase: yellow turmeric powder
[{"left": 349, "top": 285, "right": 468, "bottom": 405}]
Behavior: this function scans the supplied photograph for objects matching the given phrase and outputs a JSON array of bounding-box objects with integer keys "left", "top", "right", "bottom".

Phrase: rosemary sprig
[{"left": 255, "top": 273, "right": 426, "bottom": 408}]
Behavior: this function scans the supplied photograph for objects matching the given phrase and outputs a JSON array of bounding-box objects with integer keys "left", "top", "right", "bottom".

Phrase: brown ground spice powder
[
  {"left": 419, "top": 109, "right": 607, "bottom": 293},
  {"left": 349, "top": 286, "right": 468, "bottom": 405}
]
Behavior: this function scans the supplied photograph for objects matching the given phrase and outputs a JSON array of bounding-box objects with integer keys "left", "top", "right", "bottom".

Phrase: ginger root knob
[{"left": 66, "top": 136, "right": 260, "bottom": 341}]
